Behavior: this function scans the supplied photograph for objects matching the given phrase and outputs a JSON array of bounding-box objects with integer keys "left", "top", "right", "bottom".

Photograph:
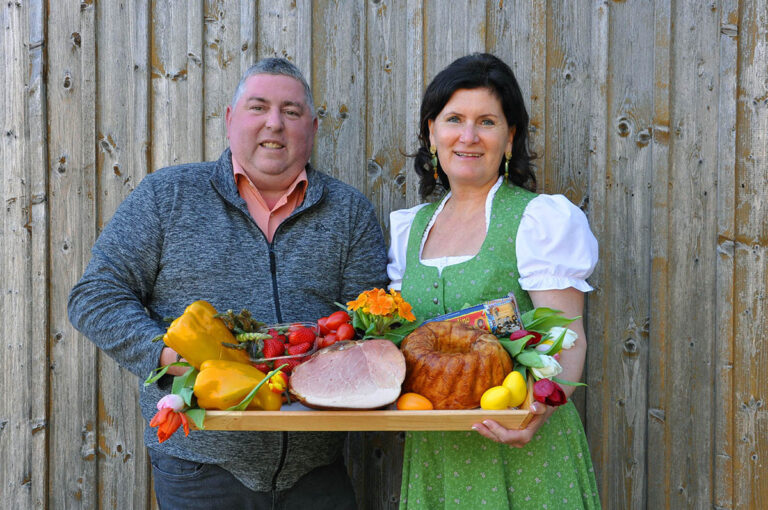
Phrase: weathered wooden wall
[{"left": 2, "top": 1, "right": 766, "bottom": 509}]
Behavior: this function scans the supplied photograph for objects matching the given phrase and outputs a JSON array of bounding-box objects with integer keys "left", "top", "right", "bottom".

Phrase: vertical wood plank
[
  {"left": 714, "top": 1, "right": 739, "bottom": 508},
  {"left": 647, "top": 0, "right": 672, "bottom": 508},
  {"left": 1, "top": 0, "right": 48, "bottom": 507},
  {"left": 365, "top": 0, "right": 409, "bottom": 237},
  {"left": 311, "top": 0, "right": 366, "bottom": 191},
  {"left": 542, "top": 3, "right": 592, "bottom": 203},
  {"left": 95, "top": 2, "right": 152, "bottom": 508},
  {"left": 486, "top": 0, "right": 547, "bottom": 190},
  {"left": 203, "top": 0, "right": 257, "bottom": 160},
  {"left": 423, "top": 0, "right": 486, "bottom": 82},
  {"left": 584, "top": 2, "right": 610, "bottom": 505},
  {"left": 256, "top": 0, "right": 313, "bottom": 82},
  {"left": 588, "top": 1, "right": 655, "bottom": 508},
  {"left": 150, "top": 0, "right": 204, "bottom": 169},
  {"left": 404, "top": 0, "right": 424, "bottom": 207},
  {"left": 650, "top": 3, "right": 722, "bottom": 509},
  {"left": 733, "top": 1, "right": 768, "bottom": 507},
  {"left": 47, "top": 0, "right": 98, "bottom": 507}
]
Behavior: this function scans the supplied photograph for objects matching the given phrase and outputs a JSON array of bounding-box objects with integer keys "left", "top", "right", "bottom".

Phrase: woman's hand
[
  {"left": 472, "top": 402, "right": 552, "bottom": 447},
  {"left": 472, "top": 286, "right": 588, "bottom": 446}
]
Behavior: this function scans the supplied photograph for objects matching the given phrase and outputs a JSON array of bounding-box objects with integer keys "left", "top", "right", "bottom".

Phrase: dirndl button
[
  {"left": 433, "top": 282, "right": 439, "bottom": 288},
  {"left": 432, "top": 297, "right": 439, "bottom": 304}
]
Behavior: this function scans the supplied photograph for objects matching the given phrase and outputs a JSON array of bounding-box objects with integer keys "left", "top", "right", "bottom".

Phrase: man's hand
[{"left": 159, "top": 347, "right": 190, "bottom": 376}]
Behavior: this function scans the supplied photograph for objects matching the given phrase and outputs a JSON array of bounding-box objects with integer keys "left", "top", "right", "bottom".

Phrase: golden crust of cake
[{"left": 400, "top": 321, "right": 513, "bottom": 409}]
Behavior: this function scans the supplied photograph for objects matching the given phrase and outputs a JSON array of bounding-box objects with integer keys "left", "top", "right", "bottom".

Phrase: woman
[{"left": 388, "top": 53, "right": 601, "bottom": 508}]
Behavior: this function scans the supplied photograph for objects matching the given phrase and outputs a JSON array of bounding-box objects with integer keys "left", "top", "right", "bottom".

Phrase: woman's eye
[
  {"left": 446, "top": 115, "right": 460, "bottom": 123},
  {"left": 481, "top": 119, "right": 495, "bottom": 126}
]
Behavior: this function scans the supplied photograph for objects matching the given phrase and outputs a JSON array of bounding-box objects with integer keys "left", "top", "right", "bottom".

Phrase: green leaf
[
  {"left": 144, "top": 362, "right": 192, "bottom": 386},
  {"left": 552, "top": 376, "right": 587, "bottom": 387},
  {"left": 179, "top": 387, "right": 195, "bottom": 407},
  {"left": 352, "top": 310, "right": 368, "bottom": 331},
  {"left": 521, "top": 306, "right": 561, "bottom": 326},
  {"left": 541, "top": 329, "right": 567, "bottom": 356},
  {"left": 514, "top": 364, "right": 528, "bottom": 380},
  {"left": 380, "top": 333, "right": 403, "bottom": 346},
  {"left": 499, "top": 337, "right": 529, "bottom": 358},
  {"left": 171, "top": 367, "right": 198, "bottom": 394},
  {"left": 184, "top": 408, "right": 206, "bottom": 430},
  {"left": 516, "top": 350, "right": 545, "bottom": 368},
  {"left": 525, "top": 315, "right": 577, "bottom": 333},
  {"left": 227, "top": 364, "right": 288, "bottom": 411}
]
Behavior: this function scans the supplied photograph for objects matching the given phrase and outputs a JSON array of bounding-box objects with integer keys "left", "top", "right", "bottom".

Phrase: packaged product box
[{"left": 422, "top": 292, "right": 523, "bottom": 336}]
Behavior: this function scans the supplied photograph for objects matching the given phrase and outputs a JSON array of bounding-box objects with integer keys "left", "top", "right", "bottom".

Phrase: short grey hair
[{"left": 231, "top": 58, "right": 314, "bottom": 115}]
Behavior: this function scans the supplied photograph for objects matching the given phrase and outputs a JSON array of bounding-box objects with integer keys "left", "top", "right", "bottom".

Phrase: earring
[
  {"left": 504, "top": 150, "right": 512, "bottom": 179},
  {"left": 430, "top": 145, "right": 438, "bottom": 180}
]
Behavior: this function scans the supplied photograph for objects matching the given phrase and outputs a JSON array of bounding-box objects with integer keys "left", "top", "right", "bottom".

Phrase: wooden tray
[
  {"left": 194, "top": 377, "right": 535, "bottom": 431},
  {"left": 196, "top": 405, "right": 533, "bottom": 431}
]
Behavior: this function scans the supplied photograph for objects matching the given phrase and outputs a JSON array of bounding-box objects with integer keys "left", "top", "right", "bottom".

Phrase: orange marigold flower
[
  {"left": 396, "top": 299, "right": 416, "bottom": 322},
  {"left": 347, "top": 291, "right": 369, "bottom": 311},
  {"left": 367, "top": 288, "right": 395, "bottom": 316}
]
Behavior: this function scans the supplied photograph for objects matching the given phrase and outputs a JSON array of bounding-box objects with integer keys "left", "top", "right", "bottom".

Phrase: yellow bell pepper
[
  {"left": 163, "top": 300, "right": 250, "bottom": 369},
  {"left": 193, "top": 360, "right": 283, "bottom": 411}
]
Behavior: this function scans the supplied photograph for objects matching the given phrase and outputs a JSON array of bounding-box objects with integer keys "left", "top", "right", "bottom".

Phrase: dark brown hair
[{"left": 415, "top": 53, "right": 536, "bottom": 199}]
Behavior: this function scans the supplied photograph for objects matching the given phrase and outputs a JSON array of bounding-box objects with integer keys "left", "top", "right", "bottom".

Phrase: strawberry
[
  {"left": 288, "top": 327, "right": 316, "bottom": 346},
  {"left": 252, "top": 362, "right": 272, "bottom": 373},
  {"left": 287, "top": 341, "right": 312, "bottom": 355},
  {"left": 281, "top": 358, "right": 303, "bottom": 373},
  {"left": 262, "top": 337, "right": 285, "bottom": 358}
]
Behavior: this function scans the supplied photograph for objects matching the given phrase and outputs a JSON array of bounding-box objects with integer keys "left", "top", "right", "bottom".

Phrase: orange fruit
[{"left": 396, "top": 392, "right": 434, "bottom": 410}]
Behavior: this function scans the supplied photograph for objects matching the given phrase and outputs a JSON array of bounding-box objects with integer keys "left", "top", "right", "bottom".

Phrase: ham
[{"left": 289, "top": 340, "right": 406, "bottom": 409}]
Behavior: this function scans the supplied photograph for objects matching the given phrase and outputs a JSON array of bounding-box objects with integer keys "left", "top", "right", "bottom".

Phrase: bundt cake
[{"left": 400, "top": 321, "right": 513, "bottom": 409}]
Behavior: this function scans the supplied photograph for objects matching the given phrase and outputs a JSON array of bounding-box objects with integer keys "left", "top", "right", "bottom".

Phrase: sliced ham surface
[{"left": 289, "top": 339, "right": 406, "bottom": 409}]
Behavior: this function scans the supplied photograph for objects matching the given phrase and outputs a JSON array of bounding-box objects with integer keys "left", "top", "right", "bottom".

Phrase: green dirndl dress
[{"left": 398, "top": 184, "right": 601, "bottom": 509}]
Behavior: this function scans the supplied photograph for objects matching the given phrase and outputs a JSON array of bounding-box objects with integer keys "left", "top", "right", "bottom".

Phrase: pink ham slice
[{"left": 289, "top": 339, "right": 406, "bottom": 409}]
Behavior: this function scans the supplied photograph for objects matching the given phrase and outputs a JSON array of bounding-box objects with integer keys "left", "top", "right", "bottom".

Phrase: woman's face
[{"left": 428, "top": 87, "right": 515, "bottom": 189}]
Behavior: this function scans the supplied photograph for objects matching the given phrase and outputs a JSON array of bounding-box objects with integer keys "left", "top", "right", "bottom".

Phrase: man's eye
[
  {"left": 285, "top": 110, "right": 300, "bottom": 117},
  {"left": 250, "top": 105, "right": 264, "bottom": 111}
]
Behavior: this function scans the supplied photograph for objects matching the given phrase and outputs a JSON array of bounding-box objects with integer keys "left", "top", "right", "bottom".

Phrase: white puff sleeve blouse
[{"left": 387, "top": 180, "right": 598, "bottom": 293}]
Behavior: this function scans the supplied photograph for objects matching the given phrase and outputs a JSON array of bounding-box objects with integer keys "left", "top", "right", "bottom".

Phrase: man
[{"left": 68, "top": 58, "right": 388, "bottom": 509}]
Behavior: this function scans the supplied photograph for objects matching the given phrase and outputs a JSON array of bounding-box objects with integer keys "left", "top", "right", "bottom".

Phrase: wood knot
[{"left": 616, "top": 117, "right": 631, "bottom": 137}]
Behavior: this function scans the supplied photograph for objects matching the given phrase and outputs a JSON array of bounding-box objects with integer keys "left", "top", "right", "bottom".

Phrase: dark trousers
[{"left": 148, "top": 449, "right": 357, "bottom": 510}]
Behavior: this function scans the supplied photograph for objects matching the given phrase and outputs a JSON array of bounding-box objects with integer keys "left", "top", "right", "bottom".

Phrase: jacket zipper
[
  {"left": 261, "top": 179, "right": 327, "bottom": 491},
  {"left": 268, "top": 243, "right": 287, "bottom": 491},
  {"left": 268, "top": 246, "right": 282, "bottom": 323}
]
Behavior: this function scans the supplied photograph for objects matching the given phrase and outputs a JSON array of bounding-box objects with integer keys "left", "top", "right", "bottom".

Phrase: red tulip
[
  {"left": 533, "top": 378, "right": 567, "bottom": 407},
  {"left": 149, "top": 406, "right": 190, "bottom": 443},
  {"left": 509, "top": 329, "right": 542, "bottom": 347}
]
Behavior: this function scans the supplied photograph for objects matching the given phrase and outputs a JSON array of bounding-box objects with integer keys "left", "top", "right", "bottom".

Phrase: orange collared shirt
[{"left": 233, "top": 156, "right": 307, "bottom": 243}]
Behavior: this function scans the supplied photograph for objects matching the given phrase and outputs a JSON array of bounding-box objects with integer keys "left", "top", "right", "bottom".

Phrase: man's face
[{"left": 226, "top": 74, "right": 317, "bottom": 190}]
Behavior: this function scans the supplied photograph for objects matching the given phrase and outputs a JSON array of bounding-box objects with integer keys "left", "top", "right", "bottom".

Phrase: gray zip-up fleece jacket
[{"left": 68, "top": 148, "right": 388, "bottom": 491}]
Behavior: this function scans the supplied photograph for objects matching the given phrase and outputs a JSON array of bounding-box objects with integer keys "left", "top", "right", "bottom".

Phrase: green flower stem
[{"left": 228, "top": 364, "right": 289, "bottom": 411}]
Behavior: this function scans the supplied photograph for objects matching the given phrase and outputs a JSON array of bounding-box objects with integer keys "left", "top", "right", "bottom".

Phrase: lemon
[
  {"left": 480, "top": 386, "right": 511, "bottom": 410},
  {"left": 502, "top": 371, "right": 528, "bottom": 408}
]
